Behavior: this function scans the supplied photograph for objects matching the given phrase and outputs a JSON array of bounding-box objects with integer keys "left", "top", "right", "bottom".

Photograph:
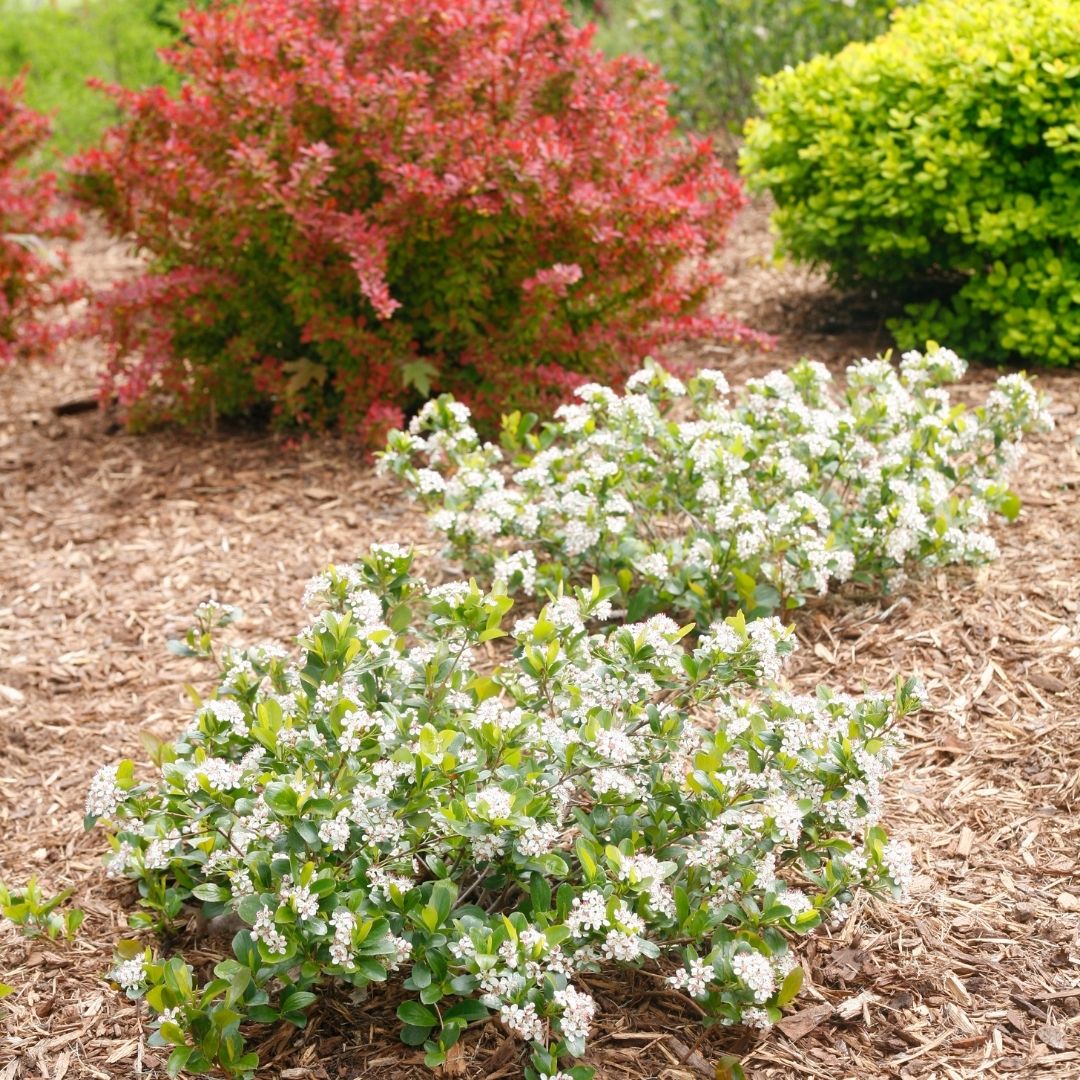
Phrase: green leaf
[
  {"left": 293, "top": 819, "right": 320, "bottom": 847},
  {"left": 166, "top": 1046, "right": 193, "bottom": 1078},
  {"left": 262, "top": 782, "right": 298, "bottom": 816},
  {"left": 430, "top": 879, "right": 456, "bottom": 924},
  {"left": 115, "top": 939, "right": 143, "bottom": 960},
  {"left": 776, "top": 965, "right": 804, "bottom": 1007},
  {"left": 399, "top": 1023, "right": 431, "bottom": 1046},
  {"left": 236, "top": 894, "right": 265, "bottom": 926},
  {"left": 529, "top": 874, "right": 551, "bottom": 915},
  {"left": 999, "top": 490, "right": 1022, "bottom": 522},
  {"left": 355, "top": 957, "right": 389, "bottom": 982},
  {"left": 574, "top": 838, "right": 597, "bottom": 881},
  {"left": 396, "top": 1001, "right": 437, "bottom": 1029},
  {"left": 159, "top": 1021, "right": 187, "bottom": 1046},
  {"left": 443, "top": 999, "right": 489, "bottom": 1024},
  {"left": 281, "top": 989, "right": 317, "bottom": 1014},
  {"left": 401, "top": 359, "right": 439, "bottom": 397},
  {"left": 64, "top": 909, "right": 85, "bottom": 940},
  {"left": 192, "top": 883, "right": 228, "bottom": 903}
]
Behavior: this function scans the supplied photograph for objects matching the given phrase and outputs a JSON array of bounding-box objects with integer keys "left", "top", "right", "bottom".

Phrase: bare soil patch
[{"left": 1, "top": 206, "right": 1078, "bottom": 1079}]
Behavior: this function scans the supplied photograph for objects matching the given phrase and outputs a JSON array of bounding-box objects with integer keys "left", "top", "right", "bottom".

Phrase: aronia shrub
[
  {"left": 381, "top": 346, "right": 1051, "bottom": 624},
  {"left": 0, "top": 73, "right": 79, "bottom": 363},
  {"left": 71, "top": 0, "right": 757, "bottom": 442},
  {"left": 89, "top": 546, "right": 921, "bottom": 1077}
]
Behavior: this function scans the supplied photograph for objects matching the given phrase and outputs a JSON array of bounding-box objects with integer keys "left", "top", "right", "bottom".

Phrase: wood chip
[
  {"left": 1037, "top": 1026, "right": 1068, "bottom": 1052},
  {"left": 433, "top": 1042, "right": 467, "bottom": 1078},
  {"left": 955, "top": 826, "right": 976, "bottom": 858},
  {"left": 776, "top": 1003, "right": 834, "bottom": 1040}
]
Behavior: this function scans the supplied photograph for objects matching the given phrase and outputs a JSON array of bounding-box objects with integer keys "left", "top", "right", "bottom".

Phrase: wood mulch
[{"left": 1, "top": 205, "right": 1078, "bottom": 1079}]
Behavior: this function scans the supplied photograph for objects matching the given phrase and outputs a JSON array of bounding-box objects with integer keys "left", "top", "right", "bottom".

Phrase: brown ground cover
[{"left": 1, "top": 204, "right": 1078, "bottom": 1079}]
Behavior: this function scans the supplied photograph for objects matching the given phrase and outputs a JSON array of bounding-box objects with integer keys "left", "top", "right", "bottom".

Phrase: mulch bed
[{"left": 1, "top": 205, "right": 1078, "bottom": 1079}]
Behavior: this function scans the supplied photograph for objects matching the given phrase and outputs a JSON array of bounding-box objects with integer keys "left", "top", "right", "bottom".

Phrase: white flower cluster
[
  {"left": 251, "top": 906, "right": 287, "bottom": 955},
  {"left": 382, "top": 348, "right": 1050, "bottom": 624},
  {"left": 86, "top": 764, "right": 126, "bottom": 819},
  {"left": 92, "top": 546, "right": 923, "bottom": 1072},
  {"left": 329, "top": 908, "right": 355, "bottom": 967},
  {"left": 111, "top": 954, "right": 146, "bottom": 992},
  {"left": 669, "top": 956, "right": 716, "bottom": 999}
]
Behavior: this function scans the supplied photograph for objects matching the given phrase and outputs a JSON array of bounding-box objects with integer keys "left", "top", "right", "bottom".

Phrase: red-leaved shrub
[
  {"left": 0, "top": 75, "right": 80, "bottom": 364},
  {"left": 72, "top": 0, "right": 758, "bottom": 440}
]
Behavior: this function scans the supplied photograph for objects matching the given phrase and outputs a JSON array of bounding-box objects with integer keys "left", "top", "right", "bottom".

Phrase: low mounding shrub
[
  {"left": 741, "top": 0, "right": 1080, "bottom": 367},
  {"left": 594, "top": 0, "right": 904, "bottom": 132},
  {"left": 382, "top": 347, "right": 1051, "bottom": 624},
  {"left": 71, "top": 0, "right": 756, "bottom": 443},
  {"left": 0, "top": 74, "right": 79, "bottom": 363},
  {"left": 89, "top": 546, "right": 920, "bottom": 1077}
]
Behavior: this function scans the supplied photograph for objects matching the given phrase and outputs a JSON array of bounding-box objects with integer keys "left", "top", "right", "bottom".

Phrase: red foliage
[
  {"left": 0, "top": 75, "right": 80, "bottom": 365},
  {"left": 72, "top": 0, "right": 761, "bottom": 438}
]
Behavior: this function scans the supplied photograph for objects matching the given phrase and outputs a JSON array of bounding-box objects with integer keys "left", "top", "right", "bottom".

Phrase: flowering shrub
[
  {"left": 382, "top": 346, "right": 1052, "bottom": 624},
  {"left": 741, "top": 0, "right": 1080, "bottom": 367},
  {"left": 0, "top": 73, "right": 79, "bottom": 363},
  {"left": 70, "top": 0, "right": 755, "bottom": 441},
  {"left": 89, "top": 546, "right": 920, "bottom": 1077}
]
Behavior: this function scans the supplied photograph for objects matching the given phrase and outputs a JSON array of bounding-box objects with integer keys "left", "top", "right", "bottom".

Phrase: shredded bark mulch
[{"left": 1, "top": 207, "right": 1078, "bottom": 1079}]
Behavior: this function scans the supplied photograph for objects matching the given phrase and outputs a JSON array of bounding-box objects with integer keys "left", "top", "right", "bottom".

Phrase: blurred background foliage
[
  {"left": 1, "top": 0, "right": 912, "bottom": 163},
  {"left": 574, "top": 0, "right": 912, "bottom": 134},
  {"left": 0, "top": 0, "right": 185, "bottom": 162}
]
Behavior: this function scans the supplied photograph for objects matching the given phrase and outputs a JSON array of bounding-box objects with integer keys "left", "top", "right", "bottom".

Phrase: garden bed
[{"left": 1, "top": 206, "right": 1078, "bottom": 1079}]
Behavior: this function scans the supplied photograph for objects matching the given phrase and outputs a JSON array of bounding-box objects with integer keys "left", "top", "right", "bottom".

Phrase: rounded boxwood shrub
[
  {"left": 740, "top": 0, "right": 1080, "bottom": 367},
  {"left": 0, "top": 73, "right": 79, "bottom": 363},
  {"left": 71, "top": 0, "right": 757, "bottom": 442},
  {"left": 89, "top": 546, "right": 920, "bottom": 1077}
]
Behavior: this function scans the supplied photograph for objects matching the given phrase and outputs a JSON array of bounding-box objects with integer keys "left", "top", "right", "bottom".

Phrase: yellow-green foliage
[{"left": 742, "top": 0, "right": 1080, "bottom": 367}]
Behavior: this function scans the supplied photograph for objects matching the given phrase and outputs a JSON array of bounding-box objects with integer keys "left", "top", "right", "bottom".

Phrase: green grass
[{"left": 0, "top": 0, "right": 184, "bottom": 165}]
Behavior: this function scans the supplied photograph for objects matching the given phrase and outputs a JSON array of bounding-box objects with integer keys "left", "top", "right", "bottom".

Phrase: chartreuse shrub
[
  {"left": 0, "top": 74, "right": 79, "bottom": 363},
  {"left": 0, "top": 0, "right": 185, "bottom": 161},
  {"left": 589, "top": 0, "right": 905, "bottom": 131},
  {"left": 741, "top": 0, "right": 1080, "bottom": 367},
  {"left": 89, "top": 545, "right": 921, "bottom": 1077},
  {"left": 382, "top": 347, "right": 1052, "bottom": 626},
  {"left": 70, "top": 0, "right": 756, "bottom": 444}
]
